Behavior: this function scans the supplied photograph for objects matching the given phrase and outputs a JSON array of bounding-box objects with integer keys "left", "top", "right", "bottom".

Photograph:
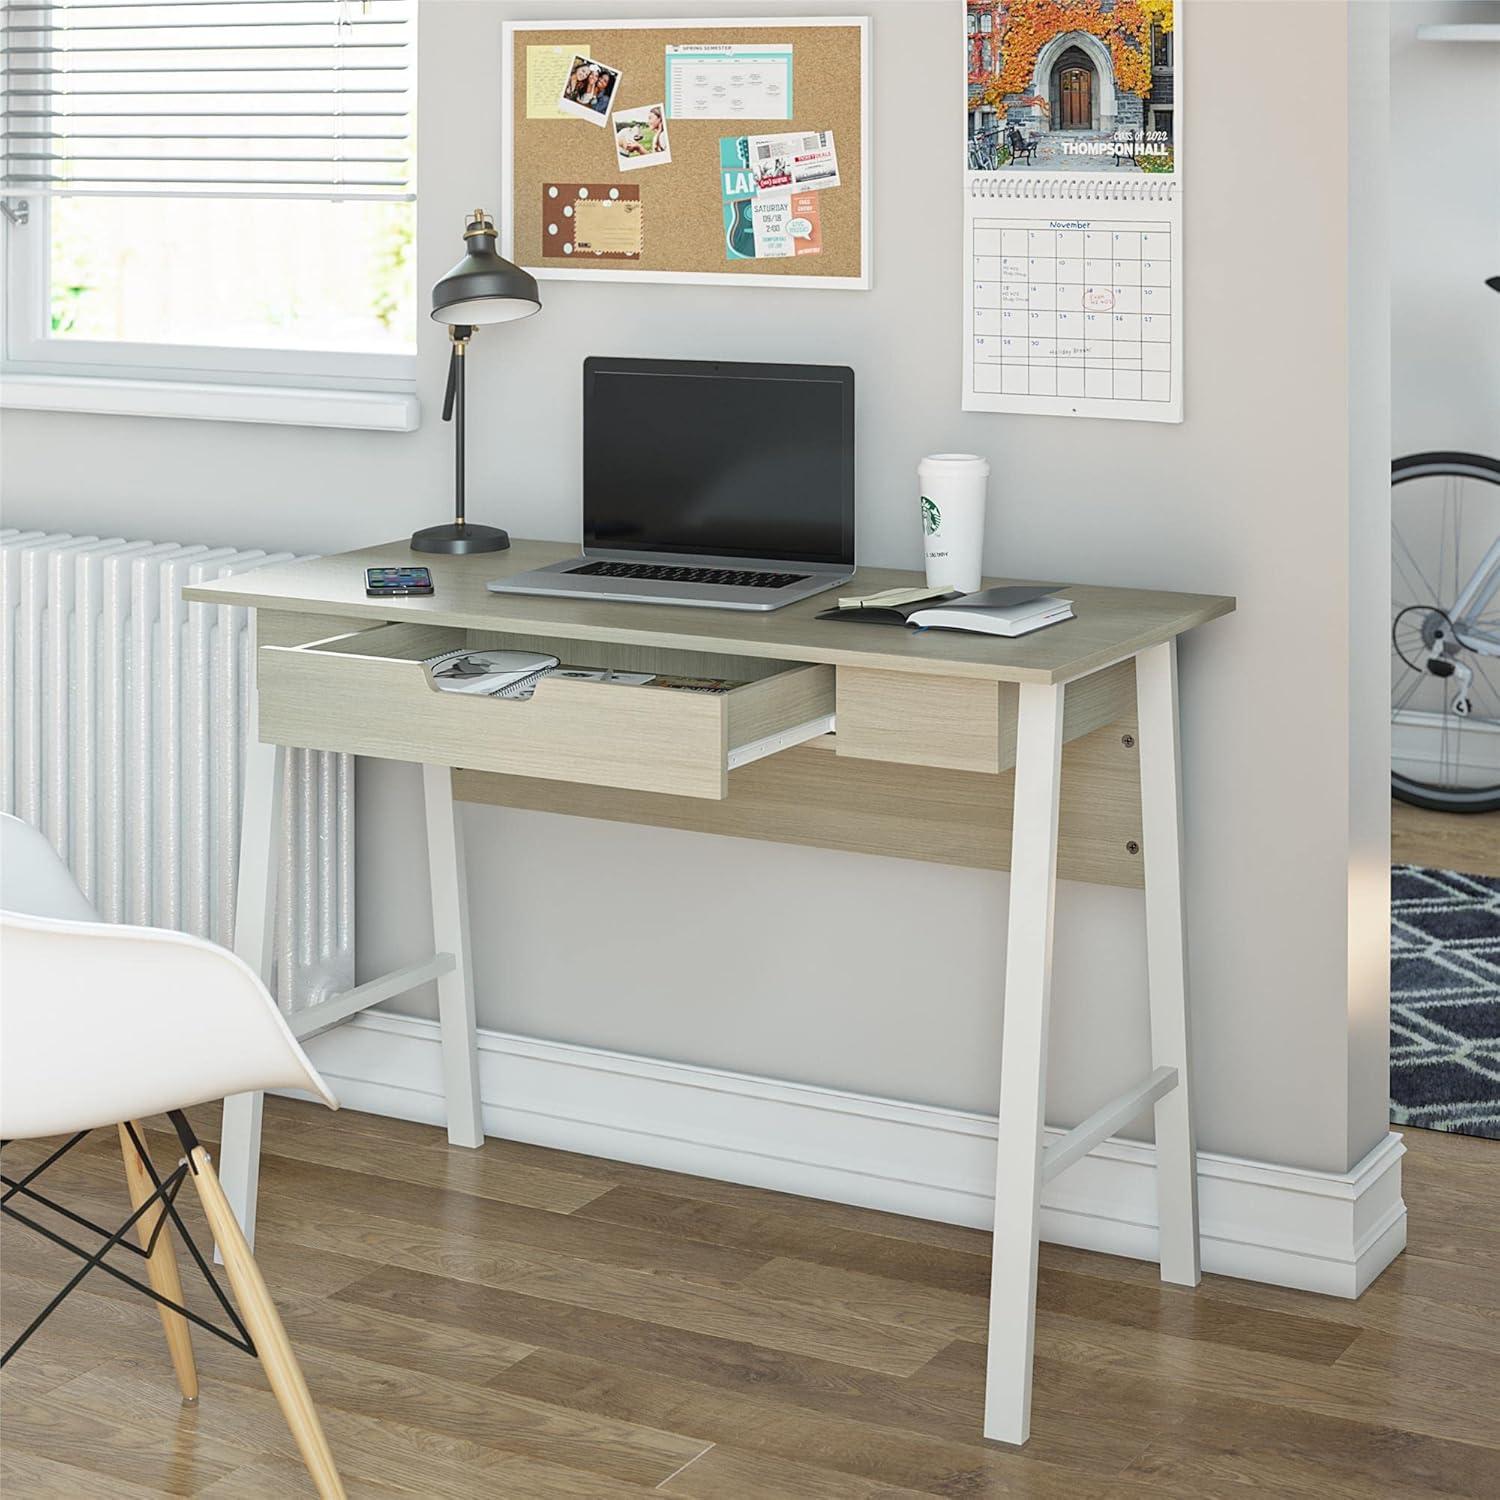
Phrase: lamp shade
[{"left": 430, "top": 209, "right": 541, "bottom": 326}]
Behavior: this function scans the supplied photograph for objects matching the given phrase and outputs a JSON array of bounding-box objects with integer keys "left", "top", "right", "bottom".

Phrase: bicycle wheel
[{"left": 1391, "top": 451, "right": 1500, "bottom": 813}]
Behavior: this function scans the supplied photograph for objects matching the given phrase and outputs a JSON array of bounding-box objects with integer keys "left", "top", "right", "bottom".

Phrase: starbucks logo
[{"left": 921, "top": 496, "right": 941, "bottom": 536}]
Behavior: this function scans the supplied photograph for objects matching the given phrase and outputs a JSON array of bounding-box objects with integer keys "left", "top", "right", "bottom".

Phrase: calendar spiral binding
[{"left": 968, "top": 177, "right": 1178, "bottom": 203}]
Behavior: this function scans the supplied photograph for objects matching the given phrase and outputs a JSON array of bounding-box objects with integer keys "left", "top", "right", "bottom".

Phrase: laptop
[{"left": 488, "top": 356, "right": 855, "bottom": 611}]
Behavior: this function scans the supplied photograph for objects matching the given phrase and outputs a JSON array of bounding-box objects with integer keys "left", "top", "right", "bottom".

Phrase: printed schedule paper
[
  {"left": 665, "top": 42, "right": 793, "bottom": 120},
  {"left": 962, "top": 4, "right": 1183, "bottom": 422}
]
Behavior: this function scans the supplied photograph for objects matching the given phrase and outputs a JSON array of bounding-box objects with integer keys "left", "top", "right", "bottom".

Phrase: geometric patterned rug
[{"left": 1390, "top": 865, "right": 1500, "bottom": 1141}]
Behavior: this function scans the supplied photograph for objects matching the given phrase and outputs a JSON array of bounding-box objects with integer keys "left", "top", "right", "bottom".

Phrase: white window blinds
[{"left": 1, "top": 0, "right": 413, "bottom": 200}]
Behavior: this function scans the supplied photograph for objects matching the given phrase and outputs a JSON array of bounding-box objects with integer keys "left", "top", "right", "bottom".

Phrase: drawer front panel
[
  {"left": 258, "top": 636, "right": 726, "bottom": 798},
  {"left": 257, "top": 626, "right": 833, "bottom": 801},
  {"left": 836, "top": 668, "right": 1011, "bottom": 773},
  {"left": 836, "top": 660, "right": 1135, "bottom": 773}
]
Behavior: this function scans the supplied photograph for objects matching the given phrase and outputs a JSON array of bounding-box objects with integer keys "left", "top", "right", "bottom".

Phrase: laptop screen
[{"left": 583, "top": 357, "right": 854, "bottom": 565}]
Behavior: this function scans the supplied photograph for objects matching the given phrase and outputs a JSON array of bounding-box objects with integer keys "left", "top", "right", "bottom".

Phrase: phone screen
[{"left": 366, "top": 567, "right": 433, "bottom": 591}]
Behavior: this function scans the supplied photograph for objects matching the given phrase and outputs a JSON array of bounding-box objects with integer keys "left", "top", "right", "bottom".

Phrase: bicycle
[
  {"left": 1391, "top": 423, "right": 1500, "bottom": 812},
  {"left": 967, "top": 126, "right": 1006, "bottom": 172}
]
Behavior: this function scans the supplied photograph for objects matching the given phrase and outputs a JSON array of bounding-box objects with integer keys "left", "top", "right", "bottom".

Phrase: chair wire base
[{"left": 0, "top": 1112, "right": 256, "bottom": 1366}]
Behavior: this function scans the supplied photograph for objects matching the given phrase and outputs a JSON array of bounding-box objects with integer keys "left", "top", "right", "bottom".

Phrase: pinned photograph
[
  {"left": 558, "top": 55, "right": 622, "bottom": 125},
  {"left": 613, "top": 104, "right": 671, "bottom": 171}
]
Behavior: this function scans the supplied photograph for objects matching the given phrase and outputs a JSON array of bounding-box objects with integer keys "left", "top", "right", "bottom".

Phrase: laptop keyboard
[{"left": 569, "top": 561, "right": 810, "bottom": 589}]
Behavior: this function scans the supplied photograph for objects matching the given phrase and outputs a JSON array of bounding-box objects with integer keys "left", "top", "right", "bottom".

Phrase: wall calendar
[{"left": 963, "top": 0, "right": 1183, "bottom": 422}]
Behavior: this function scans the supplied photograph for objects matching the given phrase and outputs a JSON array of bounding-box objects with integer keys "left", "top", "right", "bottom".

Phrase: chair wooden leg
[
  {"left": 117, "top": 1123, "right": 199, "bottom": 1405},
  {"left": 186, "top": 1146, "right": 346, "bottom": 1500}
]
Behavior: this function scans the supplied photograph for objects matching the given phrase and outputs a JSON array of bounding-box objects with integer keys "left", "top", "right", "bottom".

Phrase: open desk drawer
[{"left": 258, "top": 621, "right": 834, "bottom": 800}]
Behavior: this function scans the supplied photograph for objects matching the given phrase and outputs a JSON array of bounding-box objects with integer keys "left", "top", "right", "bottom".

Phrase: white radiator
[{"left": 0, "top": 529, "right": 354, "bottom": 1014}]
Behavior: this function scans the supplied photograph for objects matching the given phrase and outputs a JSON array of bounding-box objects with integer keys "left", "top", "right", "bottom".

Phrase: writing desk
[{"left": 186, "top": 540, "right": 1233, "bottom": 1446}]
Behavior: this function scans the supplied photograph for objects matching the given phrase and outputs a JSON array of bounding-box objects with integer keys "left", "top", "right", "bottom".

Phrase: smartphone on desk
[{"left": 366, "top": 566, "right": 434, "bottom": 598}]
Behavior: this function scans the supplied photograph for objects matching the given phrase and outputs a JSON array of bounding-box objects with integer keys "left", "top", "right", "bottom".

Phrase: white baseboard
[{"left": 302, "top": 1012, "right": 1406, "bottom": 1300}]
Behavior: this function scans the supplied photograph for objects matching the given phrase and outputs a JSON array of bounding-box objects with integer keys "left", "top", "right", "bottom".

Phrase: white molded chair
[{"left": 0, "top": 813, "right": 346, "bottom": 1499}]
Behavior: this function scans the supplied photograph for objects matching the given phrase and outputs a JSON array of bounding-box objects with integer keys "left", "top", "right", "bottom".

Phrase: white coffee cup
[{"left": 918, "top": 453, "right": 990, "bottom": 594}]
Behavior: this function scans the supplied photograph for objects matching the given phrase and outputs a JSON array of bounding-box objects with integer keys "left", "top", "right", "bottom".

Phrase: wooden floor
[
  {"left": 2, "top": 1102, "right": 1497, "bottom": 1498},
  {"left": 1391, "top": 797, "right": 1500, "bottom": 878}
]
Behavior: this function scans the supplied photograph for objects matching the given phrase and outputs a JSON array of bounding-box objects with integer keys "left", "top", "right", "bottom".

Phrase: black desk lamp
[{"left": 412, "top": 209, "right": 542, "bottom": 555}]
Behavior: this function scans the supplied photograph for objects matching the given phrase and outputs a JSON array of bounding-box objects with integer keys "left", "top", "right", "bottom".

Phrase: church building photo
[{"left": 967, "top": 0, "right": 1176, "bottom": 172}]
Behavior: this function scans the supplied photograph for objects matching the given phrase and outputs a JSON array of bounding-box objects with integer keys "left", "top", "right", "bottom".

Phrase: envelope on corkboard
[{"left": 542, "top": 183, "right": 642, "bottom": 260}]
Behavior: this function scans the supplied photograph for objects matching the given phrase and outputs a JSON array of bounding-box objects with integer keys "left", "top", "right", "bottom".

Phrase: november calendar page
[{"left": 962, "top": 0, "right": 1183, "bottom": 422}]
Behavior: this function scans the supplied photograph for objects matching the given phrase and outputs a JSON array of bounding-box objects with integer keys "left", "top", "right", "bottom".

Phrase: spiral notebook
[
  {"left": 423, "top": 648, "right": 559, "bottom": 698},
  {"left": 963, "top": 6, "right": 1183, "bottom": 423}
]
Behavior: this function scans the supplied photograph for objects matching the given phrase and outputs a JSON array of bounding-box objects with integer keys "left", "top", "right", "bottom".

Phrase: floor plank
[
  {"left": 575, "top": 1182, "right": 993, "bottom": 1296},
  {"left": 2, "top": 1097, "right": 1497, "bottom": 1499},
  {"left": 738, "top": 1255, "right": 992, "bottom": 1344},
  {"left": 656, "top": 1444, "right": 929, "bottom": 1498},
  {"left": 0, "top": 1447, "right": 181, "bottom": 1500},
  {"left": 298, "top": 1101, "right": 994, "bottom": 1256},
  {"left": 255, "top": 1151, "right": 773, "bottom": 1286},
  {"left": 487, "top": 1344, "right": 1156, "bottom": 1496},
  {"left": 1391, "top": 798, "right": 1500, "bottom": 877},
  {"left": 926, "top": 1309, "right": 1500, "bottom": 1448}
]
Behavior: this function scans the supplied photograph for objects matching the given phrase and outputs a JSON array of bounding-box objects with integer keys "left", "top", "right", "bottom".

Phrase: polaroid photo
[
  {"left": 558, "top": 55, "right": 622, "bottom": 126},
  {"left": 612, "top": 103, "right": 671, "bottom": 171}
]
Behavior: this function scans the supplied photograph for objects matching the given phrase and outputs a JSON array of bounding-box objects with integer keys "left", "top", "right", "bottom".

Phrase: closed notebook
[{"left": 907, "top": 588, "right": 1074, "bottom": 637}]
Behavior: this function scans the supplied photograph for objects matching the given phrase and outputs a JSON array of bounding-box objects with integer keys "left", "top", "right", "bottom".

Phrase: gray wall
[
  {"left": 0, "top": 1, "right": 1389, "bottom": 1173},
  {"left": 1390, "top": 1, "right": 1500, "bottom": 457}
]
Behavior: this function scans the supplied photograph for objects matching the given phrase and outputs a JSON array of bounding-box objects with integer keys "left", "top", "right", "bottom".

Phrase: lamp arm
[
  {"left": 441, "top": 323, "right": 472, "bottom": 423},
  {"left": 442, "top": 341, "right": 458, "bottom": 423}
]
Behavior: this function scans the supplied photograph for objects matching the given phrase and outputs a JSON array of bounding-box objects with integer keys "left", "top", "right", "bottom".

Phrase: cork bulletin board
[{"left": 501, "top": 17, "right": 870, "bottom": 288}]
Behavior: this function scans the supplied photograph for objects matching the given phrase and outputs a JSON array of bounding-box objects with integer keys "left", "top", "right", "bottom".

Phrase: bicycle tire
[
  {"left": 1393, "top": 451, "right": 1500, "bottom": 485},
  {"left": 1390, "top": 451, "right": 1500, "bottom": 814},
  {"left": 1391, "top": 773, "right": 1500, "bottom": 814}
]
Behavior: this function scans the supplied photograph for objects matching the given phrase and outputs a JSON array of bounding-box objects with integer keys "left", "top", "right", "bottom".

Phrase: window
[
  {"left": 1151, "top": 24, "right": 1174, "bottom": 69},
  {"left": 1, "top": 0, "right": 416, "bottom": 424}
]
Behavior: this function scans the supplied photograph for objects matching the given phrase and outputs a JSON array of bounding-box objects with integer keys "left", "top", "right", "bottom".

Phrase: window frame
[{"left": 0, "top": 0, "right": 419, "bottom": 427}]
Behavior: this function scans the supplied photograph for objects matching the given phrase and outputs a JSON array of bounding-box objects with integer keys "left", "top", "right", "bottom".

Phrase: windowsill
[{"left": 0, "top": 372, "right": 419, "bottom": 432}]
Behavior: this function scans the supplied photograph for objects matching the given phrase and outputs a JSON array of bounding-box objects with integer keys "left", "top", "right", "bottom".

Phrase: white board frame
[{"left": 501, "top": 16, "right": 872, "bottom": 290}]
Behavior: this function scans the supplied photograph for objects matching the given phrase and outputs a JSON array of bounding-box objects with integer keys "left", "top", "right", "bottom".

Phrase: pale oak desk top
[{"left": 185, "top": 539, "right": 1234, "bottom": 687}]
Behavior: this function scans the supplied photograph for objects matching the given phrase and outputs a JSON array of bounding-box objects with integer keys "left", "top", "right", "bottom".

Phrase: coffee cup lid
[{"left": 919, "top": 453, "right": 990, "bottom": 473}]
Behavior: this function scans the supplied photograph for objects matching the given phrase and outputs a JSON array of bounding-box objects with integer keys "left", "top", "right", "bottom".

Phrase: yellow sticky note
[{"left": 527, "top": 44, "right": 590, "bottom": 119}]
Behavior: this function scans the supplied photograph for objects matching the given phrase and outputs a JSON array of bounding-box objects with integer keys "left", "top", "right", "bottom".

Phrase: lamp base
[{"left": 410, "top": 522, "right": 510, "bottom": 555}]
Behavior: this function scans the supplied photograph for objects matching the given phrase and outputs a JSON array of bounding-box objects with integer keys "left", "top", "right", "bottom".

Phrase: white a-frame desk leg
[
  {"left": 220, "top": 727, "right": 283, "bottom": 1251},
  {"left": 219, "top": 755, "right": 483, "bottom": 1254},
  {"left": 985, "top": 680, "right": 1065, "bottom": 1446},
  {"left": 1136, "top": 640, "right": 1202, "bottom": 1287},
  {"left": 422, "top": 764, "right": 483, "bottom": 1149}
]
